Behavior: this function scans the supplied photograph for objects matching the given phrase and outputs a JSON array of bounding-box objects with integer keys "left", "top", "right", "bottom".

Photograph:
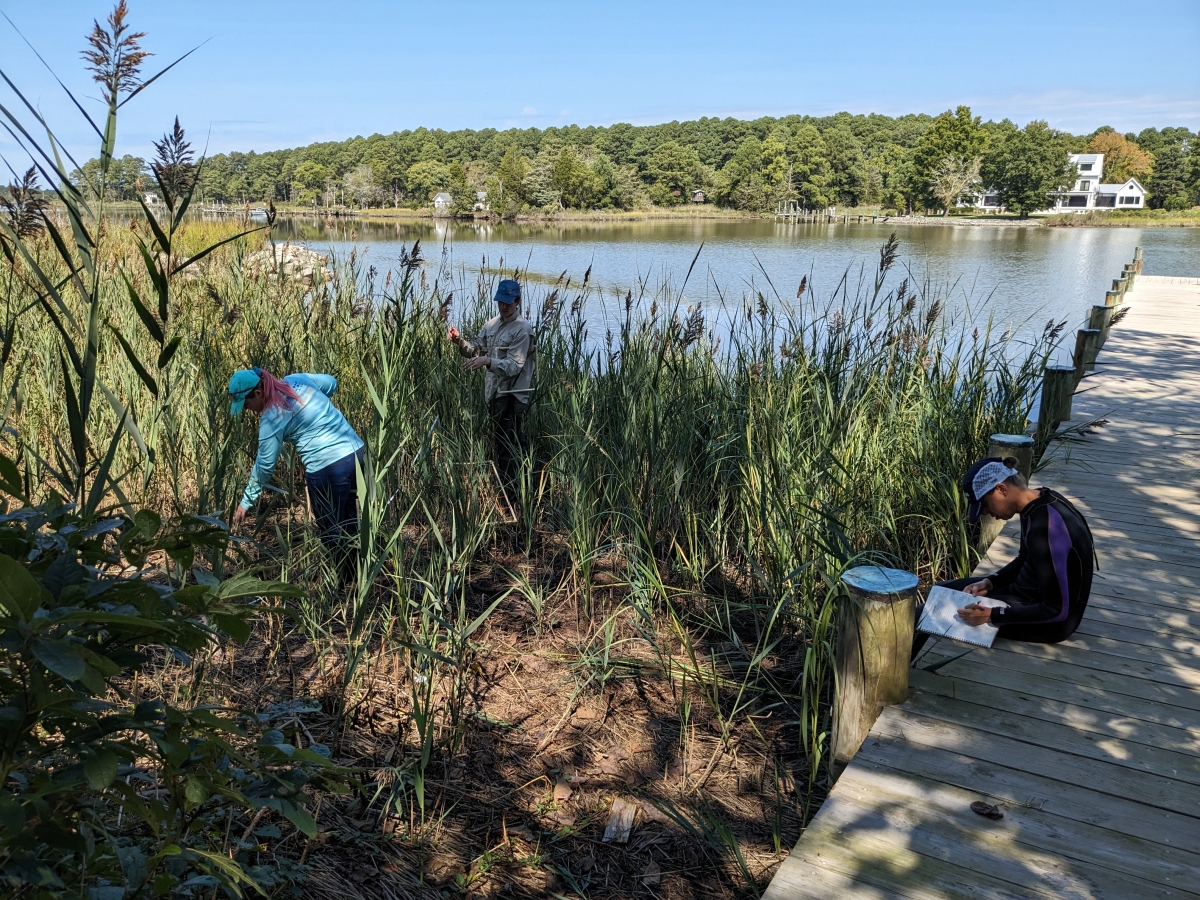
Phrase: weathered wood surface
[{"left": 764, "top": 275, "right": 1200, "bottom": 899}]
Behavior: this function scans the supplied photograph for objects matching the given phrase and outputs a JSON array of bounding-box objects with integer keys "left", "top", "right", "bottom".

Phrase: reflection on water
[{"left": 266, "top": 215, "right": 1200, "bottom": 353}]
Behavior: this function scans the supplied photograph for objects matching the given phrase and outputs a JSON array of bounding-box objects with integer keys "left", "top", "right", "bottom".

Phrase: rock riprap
[{"left": 245, "top": 244, "right": 330, "bottom": 286}]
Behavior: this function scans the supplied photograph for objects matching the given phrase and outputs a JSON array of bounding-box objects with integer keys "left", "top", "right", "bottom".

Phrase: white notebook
[{"left": 917, "top": 586, "right": 1010, "bottom": 648}]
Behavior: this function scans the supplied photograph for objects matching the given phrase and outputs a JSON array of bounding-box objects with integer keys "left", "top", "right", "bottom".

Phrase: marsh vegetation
[{"left": 0, "top": 5, "right": 1060, "bottom": 898}]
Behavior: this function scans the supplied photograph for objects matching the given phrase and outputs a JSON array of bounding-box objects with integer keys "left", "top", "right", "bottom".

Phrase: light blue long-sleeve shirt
[{"left": 239, "top": 373, "right": 364, "bottom": 510}]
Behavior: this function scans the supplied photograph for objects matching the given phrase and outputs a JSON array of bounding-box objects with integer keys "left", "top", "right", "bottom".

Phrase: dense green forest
[{"left": 72, "top": 109, "right": 1200, "bottom": 215}]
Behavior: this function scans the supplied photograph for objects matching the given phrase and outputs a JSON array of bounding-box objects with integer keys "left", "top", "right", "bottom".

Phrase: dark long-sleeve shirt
[{"left": 987, "top": 488, "right": 1094, "bottom": 637}]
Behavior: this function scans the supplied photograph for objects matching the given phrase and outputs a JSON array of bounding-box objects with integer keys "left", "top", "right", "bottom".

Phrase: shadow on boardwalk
[{"left": 764, "top": 277, "right": 1200, "bottom": 899}]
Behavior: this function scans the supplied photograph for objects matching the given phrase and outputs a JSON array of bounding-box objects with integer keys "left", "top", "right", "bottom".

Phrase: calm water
[{"left": 269, "top": 216, "right": 1200, "bottom": 359}]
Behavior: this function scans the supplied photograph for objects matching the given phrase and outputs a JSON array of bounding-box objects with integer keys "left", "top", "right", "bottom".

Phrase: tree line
[{"left": 67, "top": 108, "right": 1199, "bottom": 215}]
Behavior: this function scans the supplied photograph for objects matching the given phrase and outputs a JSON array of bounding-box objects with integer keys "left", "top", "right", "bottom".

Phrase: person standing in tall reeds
[
  {"left": 447, "top": 279, "right": 536, "bottom": 494},
  {"left": 229, "top": 367, "right": 365, "bottom": 583}
]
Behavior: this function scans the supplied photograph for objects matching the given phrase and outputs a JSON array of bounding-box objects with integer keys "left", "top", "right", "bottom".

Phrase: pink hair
[{"left": 255, "top": 367, "right": 301, "bottom": 412}]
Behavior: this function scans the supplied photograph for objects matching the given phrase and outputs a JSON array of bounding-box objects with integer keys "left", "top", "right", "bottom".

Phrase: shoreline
[{"left": 90, "top": 201, "right": 1200, "bottom": 229}]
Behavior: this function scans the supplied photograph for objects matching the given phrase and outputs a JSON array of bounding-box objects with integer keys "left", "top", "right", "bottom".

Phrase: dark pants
[
  {"left": 911, "top": 575, "right": 1075, "bottom": 660},
  {"left": 306, "top": 447, "right": 363, "bottom": 584},
  {"left": 489, "top": 396, "right": 529, "bottom": 491}
]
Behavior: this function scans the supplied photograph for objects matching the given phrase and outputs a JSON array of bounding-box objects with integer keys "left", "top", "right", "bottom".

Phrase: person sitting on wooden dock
[{"left": 913, "top": 456, "right": 1095, "bottom": 657}]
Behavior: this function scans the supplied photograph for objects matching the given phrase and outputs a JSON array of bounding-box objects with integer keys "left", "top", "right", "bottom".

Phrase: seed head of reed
[
  {"left": 81, "top": 1, "right": 150, "bottom": 102},
  {"left": 0, "top": 168, "right": 48, "bottom": 243}
]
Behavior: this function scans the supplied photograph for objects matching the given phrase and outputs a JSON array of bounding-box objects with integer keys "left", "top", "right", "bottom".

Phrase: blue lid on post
[{"left": 841, "top": 566, "right": 919, "bottom": 598}]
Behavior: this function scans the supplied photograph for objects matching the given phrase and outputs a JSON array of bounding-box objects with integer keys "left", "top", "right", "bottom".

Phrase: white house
[
  {"left": 1052, "top": 154, "right": 1145, "bottom": 211},
  {"left": 473, "top": 190, "right": 489, "bottom": 212},
  {"left": 961, "top": 152, "right": 1146, "bottom": 213},
  {"left": 432, "top": 192, "right": 453, "bottom": 213}
]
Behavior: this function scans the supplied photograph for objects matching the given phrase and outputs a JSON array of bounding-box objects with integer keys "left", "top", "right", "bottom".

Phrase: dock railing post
[
  {"left": 1105, "top": 289, "right": 1120, "bottom": 308},
  {"left": 977, "top": 434, "right": 1035, "bottom": 549},
  {"left": 1133, "top": 246, "right": 1143, "bottom": 274},
  {"left": 1090, "top": 305, "right": 1115, "bottom": 343},
  {"left": 1037, "top": 364, "right": 1077, "bottom": 435},
  {"left": 832, "top": 566, "right": 919, "bottom": 766},
  {"left": 1124, "top": 264, "right": 1137, "bottom": 291},
  {"left": 1073, "top": 328, "right": 1103, "bottom": 377}
]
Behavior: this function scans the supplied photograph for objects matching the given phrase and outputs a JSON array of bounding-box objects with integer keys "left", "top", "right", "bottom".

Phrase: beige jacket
[{"left": 458, "top": 314, "right": 536, "bottom": 404}]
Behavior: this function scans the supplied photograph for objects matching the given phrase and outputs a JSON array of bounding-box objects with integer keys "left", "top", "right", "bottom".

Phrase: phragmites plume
[
  {"left": 683, "top": 305, "right": 704, "bottom": 347},
  {"left": 438, "top": 292, "right": 453, "bottom": 322},
  {"left": 924, "top": 298, "right": 942, "bottom": 328},
  {"left": 756, "top": 291, "right": 769, "bottom": 318},
  {"left": 399, "top": 240, "right": 423, "bottom": 279},
  {"left": 895, "top": 277, "right": 909, "bottom": 307},
  {"left": 151, "top": 117, "right": 196, "bottom": 209},
  {"left": 827, "top": 309, "right": 846, "bottom": 338},
  {"left": 541, "top": 288, "right": 560, "bottom": 317},
  {"left": 583, "top": 264, "right": 592, "bottom": 287},
  {"left": 1108, "top": 306, "right": 1130, "bottom": 328},
  {"left": 796, "top": 274, "right": 807, "bottom": 299},
  {"left": 81, "top": 1, "right": 151, "bottom": 103},
  {"left": 1043, "top": 318, "right": 1067, "bottom": 343},
  {"left": 1, "top": 168, "right": 49, "bottom": 241},
  {"left": 624, "top": 289, "right": 632, "bottom": 312},
  {"left": 879, "top": 232, "right": 899, "bottom": 274}
]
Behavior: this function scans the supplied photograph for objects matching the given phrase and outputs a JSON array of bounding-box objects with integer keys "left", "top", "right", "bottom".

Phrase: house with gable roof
[{"left": 960, "top": 152, "right": 1146, "bottom": 213}]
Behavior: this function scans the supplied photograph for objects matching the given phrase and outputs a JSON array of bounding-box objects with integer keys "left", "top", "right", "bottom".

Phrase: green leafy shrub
[{"left": 0, "top": 457, "right": 337, "bottom": 898}]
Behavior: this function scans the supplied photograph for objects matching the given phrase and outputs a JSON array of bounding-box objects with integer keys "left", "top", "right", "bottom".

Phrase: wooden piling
[
  {"left": 1037, "top": 364, "right": 1077, "bottom": 433},
  {"left": 1133, "top": 246, "right": 1143, "bottom": 274},
  {"left": 832, "top": 566, "right": 919, "bottom": 766},
  {"left": 1105, "top": 289, "right": 1120, "bottom": 307},
  {"left": 1090, "top": 305, "right": 1114, "bottom": 341},
  {"left": 1073, "top": 328, "right": 1103, "bottom": 375},
  {"left": 1123, "top": 264, "right": 1137, "bottom": 291}
]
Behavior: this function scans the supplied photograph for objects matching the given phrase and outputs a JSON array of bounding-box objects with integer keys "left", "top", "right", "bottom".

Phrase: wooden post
[
  {"left": 1090, "top": 304, "right": 1114, "bottom": 342},
  {"left": 1105, "top": 289, "right": 1120, "bottom": 308},
  {"left": 832, "top": 566, "right": 919, "bottom": 766},
  {"left": 1037, "top": 364, "right": 1077, "bottom": 433},
  {"left": 977, "top": 434, "right": 1035, "bottom": 549},
  {"left": 1123, "top": 264, "right": 1136, "bottom": 291},
  {"left": 1133, "top": 246, "right": 1143, "bottom": 274},
  {"left": 1117, "top": 275, "right": 1129, "bottom": 299},
  {"left": 1073, "top": 327, "right": 1103, "bottom": 375}
]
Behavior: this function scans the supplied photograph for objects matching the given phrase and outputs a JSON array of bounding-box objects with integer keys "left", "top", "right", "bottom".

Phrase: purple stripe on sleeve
[{"left": 1047, "top": 506, "right": 1072, "bottom": 622}]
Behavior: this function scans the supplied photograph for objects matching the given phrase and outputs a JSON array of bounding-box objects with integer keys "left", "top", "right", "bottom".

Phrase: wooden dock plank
[{"left": 766, "top": 275, "right": 1200, "bottom": 898}]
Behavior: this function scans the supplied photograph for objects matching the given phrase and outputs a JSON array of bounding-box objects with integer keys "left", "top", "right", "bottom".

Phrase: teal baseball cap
[{"left": 228, "top": 367, "right": 262, "bottom": 415}]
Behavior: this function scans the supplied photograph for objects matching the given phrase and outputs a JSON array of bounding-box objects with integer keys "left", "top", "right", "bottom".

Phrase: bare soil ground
[{"left": 205, "top": 541, "right": 821, "bottom": 899}]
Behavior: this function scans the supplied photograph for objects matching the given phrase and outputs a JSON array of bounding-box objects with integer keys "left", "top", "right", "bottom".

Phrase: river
[{"left": 268, "top": 216, "right": 1200, "bottom": 358}]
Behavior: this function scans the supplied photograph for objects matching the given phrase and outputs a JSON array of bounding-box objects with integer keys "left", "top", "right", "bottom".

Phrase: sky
[{"left": 1, "top": 0, "right": 1198, "bottom": 167}]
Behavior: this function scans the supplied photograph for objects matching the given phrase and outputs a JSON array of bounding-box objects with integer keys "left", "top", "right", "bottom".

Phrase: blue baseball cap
[
  {"left": 495, "top": 279, "right": 521, "bottom": 305},
  {"left": 228, "top": 367, "right": 262, "bottom": 416}
]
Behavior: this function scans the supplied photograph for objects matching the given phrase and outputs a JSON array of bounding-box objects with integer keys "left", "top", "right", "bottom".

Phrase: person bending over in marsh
[
  {"left": 228, "top": 366, "right": 364, "bottom": 584},
  {"left": 912, "top": 456, "right": 1095, "bottom": 658},
  {"left": 447, "top": 278, "right": 536, "bottom": 495}
]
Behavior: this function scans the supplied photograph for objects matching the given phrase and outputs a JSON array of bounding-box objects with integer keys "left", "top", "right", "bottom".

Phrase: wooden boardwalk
[{"left": 764, "top": 275, "right": 1200, "bottom": 899}]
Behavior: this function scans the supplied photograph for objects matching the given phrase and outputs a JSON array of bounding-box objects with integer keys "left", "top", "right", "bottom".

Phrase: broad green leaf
[
  {"left": 280, "top": 803, "right": 318, "bottom": 838},
  {"left": 0, "top": 553, "right": 45, "bottom": 621},
  {"left": 184, "top": 776, "right": 208, "bottom": 805},
  {"left": 0, "top": 453, "right": 25, "bottom": 500},
  {"left": 192, "top": 567, "right": 220, "bottom": 589},
  {"left": 0, "top": 794, "right": 24, "bottom": 832},
  {"left": 84, "top": 749, "right": 119, "bottom": 789},
  {"left": 216, "top": 573, "right": 304, "bottom": 601},
  {"left": 213, "top": 613, "right": 251, "bottom": 644},
  {"left": 31, "top": 638, "right": 86, "bottom": 681}
]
